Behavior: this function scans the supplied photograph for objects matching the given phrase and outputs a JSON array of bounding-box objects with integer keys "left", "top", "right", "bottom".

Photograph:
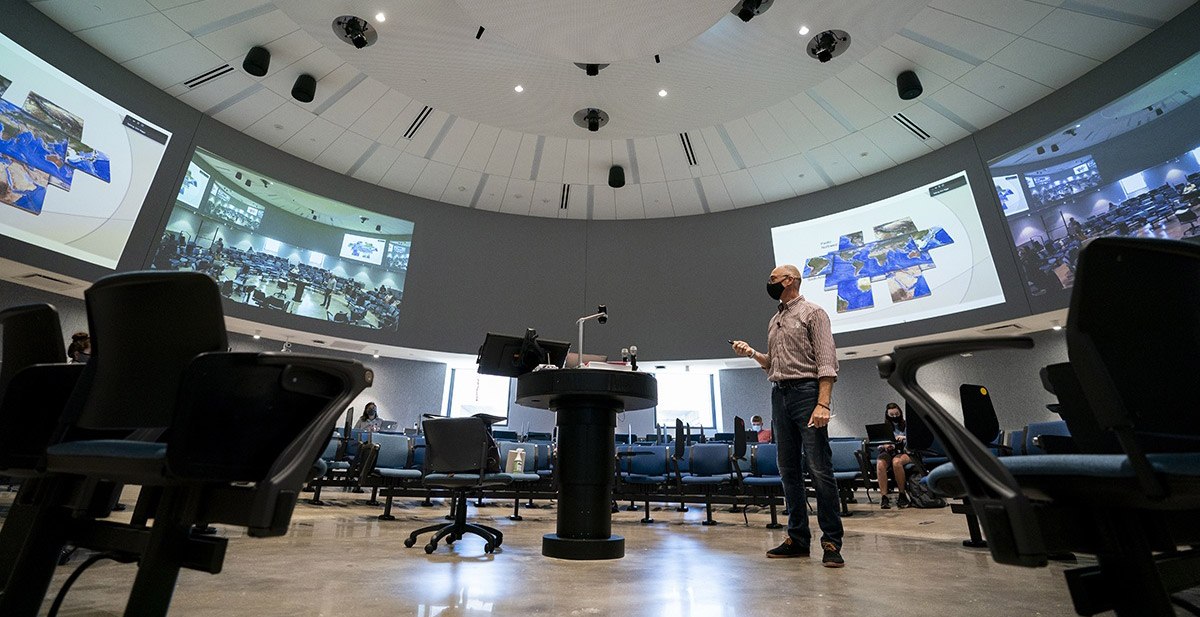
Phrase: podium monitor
[{"left": 477, "top": 330, "right": 571, "bottom": 377}]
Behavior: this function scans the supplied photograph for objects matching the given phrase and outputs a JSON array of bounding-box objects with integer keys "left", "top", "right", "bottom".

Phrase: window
[
  {"left": 652, "top": 372, "right": 719, "bottom": 430},
  {"left": 1119, "top": 172, "right": 1148, "bottom": 198},
  {"left": 307, "top": 251, "right": 325, "bottom": 267},
  {"left": 446, "top": 368, "right": 512, "bottom": 424},
  {"left": 262, "top": 237, "right": 282, "bottom": 255}
]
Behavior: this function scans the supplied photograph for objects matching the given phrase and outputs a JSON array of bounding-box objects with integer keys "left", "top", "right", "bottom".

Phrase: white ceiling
[{"left": 32, "top": 0, "right": 1195, "bottom": 219}]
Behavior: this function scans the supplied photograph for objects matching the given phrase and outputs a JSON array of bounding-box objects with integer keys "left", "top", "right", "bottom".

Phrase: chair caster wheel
[
  {"left": 484, "top": 543, "right": 495, "bottom": 554},
  {"left": 404, "top": 538, "right": 416, "bottom": 548},
  {"left": 446, "top": 538, "right": 455, "bottom": 545},
  {"left": 424, "top": 544, "right": 436, "bottom": 554}
]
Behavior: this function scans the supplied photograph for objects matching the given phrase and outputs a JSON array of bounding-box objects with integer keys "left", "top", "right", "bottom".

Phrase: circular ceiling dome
[{"left": 454, "top": 0, "right": 735, "bottom": 63}]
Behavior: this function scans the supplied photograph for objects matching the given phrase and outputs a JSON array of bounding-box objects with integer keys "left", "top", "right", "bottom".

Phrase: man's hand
[
  {"left": 808, "top": 404, "right": 831, "bottom": 428},
  {"left": 731, "top": 340, "right": 753, "bottom": 358}
]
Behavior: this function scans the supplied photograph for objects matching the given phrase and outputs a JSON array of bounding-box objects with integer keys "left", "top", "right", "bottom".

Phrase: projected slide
[
  {"left": 340, "top": 233, "right": 386, "bottom": 265},
  {"left": 994, "top": 174, "right": 1028, "bottom": 217},
  {"left": 771, "top": 172, "right": 1005, "bottom": 334},
  {"left": 177, "top": 161, "right": 209, "bottom": 208},
  {"left": 153, "top": 148, "right": 414, "bottom": 332},
  {"left": 0, "top": 32, "right": 171, "bottom": 268}
]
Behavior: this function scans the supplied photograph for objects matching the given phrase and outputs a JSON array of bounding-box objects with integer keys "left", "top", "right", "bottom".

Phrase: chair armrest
[
  {"left": 0, "top": 363, "right": 85, "bottom": 471},
  {"left": 174, "top": 352, "right": 370, "bottom": 536},
  {"left": 878, "top": 337, "right": 1049, "bottom": 567}
]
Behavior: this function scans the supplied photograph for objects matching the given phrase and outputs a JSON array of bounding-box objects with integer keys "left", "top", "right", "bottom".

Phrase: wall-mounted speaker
[
  {"left": 292, "top": 74, "right": 316, "bottom": 103},
  {"left": 897, "top": 70, "right": 922, "bottom": 100},
  {"left": 242, "top": 46, "right": 270, "bottom": 77},
  {"left": 608, "top": 165, "right": 626, "bottom": 189}
]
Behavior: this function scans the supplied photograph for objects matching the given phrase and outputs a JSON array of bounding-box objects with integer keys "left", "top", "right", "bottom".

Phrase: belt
[{"left": 772, "top": 378, "right": 817, "bottom": 388}]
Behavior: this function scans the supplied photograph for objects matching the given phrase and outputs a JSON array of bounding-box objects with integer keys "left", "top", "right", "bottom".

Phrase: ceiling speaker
[
  {"left": 292, "top": 74, "right": 316, "bottom": 103},
  {"left": 608, "top": 165, "right": 625, "bottom": 189},
  {"left": 896, "top": 70, "right": 922, "bottom": 100},
  {"left": 242, "top": 46, "right": 270, "bottom": 77}
]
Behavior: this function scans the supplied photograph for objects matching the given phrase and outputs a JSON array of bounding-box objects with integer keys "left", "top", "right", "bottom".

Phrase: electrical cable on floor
[{"left": 47, "top": 551, "right": 133, "bottom": 617}]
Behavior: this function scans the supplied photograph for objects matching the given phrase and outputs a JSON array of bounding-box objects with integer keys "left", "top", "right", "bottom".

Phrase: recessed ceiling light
[
  {"left": 514, "top": 84, "right": 524, "bottom": 93},
  {"left": 373, "top": 350, "right": 381, "bottom": 358},
  {"left": 658, "top": 89, "right": 668, "bottom": 97},
  {"left": 798, "top": 25, "right": 810, "bottom": 35},
  {"left": 1052, "top": 325, "right": 1063, "bottom": 331},
  {"left": 375, "top": 12, "right": 385, "bottom": 22}
]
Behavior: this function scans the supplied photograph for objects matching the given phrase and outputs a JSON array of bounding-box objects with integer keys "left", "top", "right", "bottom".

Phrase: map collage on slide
[
  {"left": 0, "top": 73, "right": 111, "bottom": 215},
  {"left": 801, "top": 217, "right": 955, "bottom": 313}
]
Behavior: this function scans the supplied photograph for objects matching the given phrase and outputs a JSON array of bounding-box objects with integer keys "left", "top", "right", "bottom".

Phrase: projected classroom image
[
  {"left": 992, "top": 50, "right": 1200, "bottom": 302},
  {"left": 151, "top": 148, "right": 414, "bottom": 332},
  {"left": 0, "top": 31, "right": 172, "bottom": 268},
  {"left": 771, "top": 171, "right": 1006, "bottom": 334}
]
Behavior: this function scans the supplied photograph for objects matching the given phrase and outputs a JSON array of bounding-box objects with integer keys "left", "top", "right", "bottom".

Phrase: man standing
[{"left": 732, "top": 264, "right": 844, "bottom": 567}]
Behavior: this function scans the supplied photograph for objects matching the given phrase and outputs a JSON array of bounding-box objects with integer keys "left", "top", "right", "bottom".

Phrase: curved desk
[{"left": 515, "top": 369, "right": 657, "bottom": 560}]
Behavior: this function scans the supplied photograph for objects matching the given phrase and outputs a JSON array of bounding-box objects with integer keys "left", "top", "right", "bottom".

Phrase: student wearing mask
[
  {"left": 67, "top": 332, "right": 91, "bottom": 363},
  {"left": 750, "top": 414, "right": 773, "bottom": 443},
  {"left": 354, "top": 402, "right": 383, "bottom": 433},
  {"left": 876, "top": 402, "right": 911, "bottom": 509}
]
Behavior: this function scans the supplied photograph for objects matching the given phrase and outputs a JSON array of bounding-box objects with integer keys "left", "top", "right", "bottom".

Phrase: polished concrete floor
[{"left": 1, "top": 488, "right": 1086, "bottom": 616}]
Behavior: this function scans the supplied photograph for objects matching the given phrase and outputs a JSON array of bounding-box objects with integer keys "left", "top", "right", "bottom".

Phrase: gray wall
[{"left": 3, "top": 0, "right": 1200, "bottom": 361}]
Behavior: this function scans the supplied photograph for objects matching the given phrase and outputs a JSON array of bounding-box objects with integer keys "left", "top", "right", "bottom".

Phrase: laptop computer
[
  {"left": 378, "top": 420, "right": 399, "bottom": 432},
  {"left": 865, "top": 422, "right": 895, "bottom": 444}
]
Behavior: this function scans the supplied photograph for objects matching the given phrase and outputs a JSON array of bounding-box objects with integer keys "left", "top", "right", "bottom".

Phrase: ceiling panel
[
  {"left": 882, "top": 34, "right": 977, "bottom": 82},
  {"left": 500, "top": 178, "right": 535, "bottom": 215},
  {"left": 832, "top": 132, "right": 895, "bottom": 177},
  {"left": 483, "top": 129, "right": 523, "bottom": 177},
  {"left": 34, "top": 0, "right": 157, "bottom": 34},
  {"left": 211, "top": 87, "right": 285, "bottom": 131},
  {"left": 75, "top": 12, "right": 192, "bottom": 63},
  {"left": 682, "top": 131, "right": 719, "bottom": 178},
  {"left": 405, "top": 109, "right": 451, "bottom": 158},
  {"left": 790, "top": 93, "right": 851, "bottom": 142},
  {"left": 1024, "top": 8, "right": 1152, "bottom": 60},
  {"left": 441, "top": 168, "right": 483, "bottom": 207},
  {"left": 350, "top": 145, "right": 403, "bottom": 185},
  {"left": 698, "top": 174, "right": 735, "bottom": 213},
  {"left": 243, "top": 101, "right": 315, "bottom": 147},
  {"left": 562, "top": 139, "right": 590, "bottom": 185},
  {"left": 614, "top": 184, "right": 646, "bottom": 219},
  {"left": 925, "top": 82, "right": 1010, "bottom": 130},
  {"left": 633, "top": 138, "right": 666, "bottom": 184},
  {"left": 193, "top": 11, "right": 299, "bottom": 63},
  {"left": 528, "top": 181, "right": 562, "bottom": 217},
  {"left": 260, "top": 47, "right": 345, "bottom": 101},
  {"left": 930, "top": 0, "right": 1055, "bottom": 35},
  {"left": 176, "top": 72, "right": 257, "bottom": 113},
  {"left": 588, "top": 140, "right": 612, "bottom": 186},
  {"left": 807, "top": 143, "right": 863, "bottom": 186},
  {"left": 378, "top": 153, "right": 427, "bottom": 195},
  {"left": 905, "top": 7, "right": 1019, "bottom": 62},
  {"left": 349, "top": 89, "right": 415, "bottom": 141},
  {"left": 990, "top": 38, "right": 1100, "bottom": 89},
  {"left": 698, "top": 127, "right": 740, "bottom": 174},
  {"left": 161, "top": 0, "right": 267, "bottom": 33},
  {"left": 745, "top": 109, "right": 797, "bottom": 163},
  {"left": 590, "top": 185, "right": 617, "bottom": 220},
  {"left": 656, "top": 135, "right": 692, "bottom": 182},
  {"left": 897, "top": 102, "right": 971, "bottom": 145},
  {"left": 666, "top": 179, "right": 704, "bottom": 216},
  {"left": 474, "top": 174, "right": 509, "bottom": 212},
  {"left": 278, "top": 115, "right": 343, "bottom": 161},
  {"left": 509, "top": 133, "right": 540, "bottom": 181},
  {"left": 457, "top": 124, "right": 502, "bottom": 173},
  {"left": 810, "top": 79, "right": 887, "bottom": 132},
  {"left": 430, "top": 117, "right": 481, "bottom": 166},
  {"left": 776, "top": 153, "right": 830, "bottom": 196},
  {"left": 121, "top": 40, "right": 225, "bottom": 89},
  {"left": 536, "top": 137, "right": 567, "bottom": 184},
  {"left": 844, "top": 58, "right": 951, "bottom": 117},
  {"left": 956, "top": 62, "right": 1055, "bottom": 112},
  {"left": 409, "top": 160, "right": 456, "bottom": 202},
  {"left": 765, "top": 101, "right": 822, "bottom": 153},
  {"left": 747, "top": 163, "right": 795, "bottom": 205},
  {"left": 721, "top": 169, "right": 765, "bottom": 208},
  {"left": 1080, "top": 0, "right": 1193, "bottom": 22},
  {"left": 319, "top": 78, "right": 389, "bottom": 128},
  {"left": 313, "top": 131, "right": 374, "bottom": 175},
  {"left": 722, "top": 118, "right": 771, "bottom": 168},
  {"left": 640, "top": 182, "right": 674, "bottom": 218}
]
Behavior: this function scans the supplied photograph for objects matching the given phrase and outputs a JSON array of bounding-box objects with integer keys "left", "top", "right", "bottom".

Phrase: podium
[{"left": 515, "top": 369, "right": 657, "bottom": 560}]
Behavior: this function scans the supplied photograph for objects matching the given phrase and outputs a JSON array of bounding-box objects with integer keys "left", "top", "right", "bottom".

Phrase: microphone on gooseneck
[{"left": 629, "top": 345, "right": 638, "bottom": 371}]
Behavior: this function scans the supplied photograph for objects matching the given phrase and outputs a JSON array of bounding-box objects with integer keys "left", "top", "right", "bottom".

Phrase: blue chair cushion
[
  {"left": 927, "top": 453, "right": 1200, "bottom": 498},
  {"left": 46, "top": 440, "right": 168, "bottom": 481},
  {"left": 424, "top": 472, "right": 513, "bottom": 488},
  {"left": 680, "top": 474, "right": 730, "bottom": 485},
  {"left": 621, "top": 473, "right": 668, "bottom": 484},
  {"left": 507, "top": 473, "right": 541, "bottom": 482},
  {"left": 329, "top": 461, "right": 350, "bottom": 470},
  {"left": 833, "top": 471, "right": 859, "bottom": 482},
  {"left": 743, "top": 476, "right": 783, "bottom": 486},
  {"left": 376, "top": 468, "right": 423, "bottom": 480}
]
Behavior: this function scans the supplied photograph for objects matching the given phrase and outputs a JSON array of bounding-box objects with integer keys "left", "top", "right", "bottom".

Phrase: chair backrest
[
  {"left": 534, "top": 443, "right": 552, "bottom": 471},
  {"left": 688, "top": 443, "right": 731, "bottom": 476},
  {"left": 905, "top": 401, "right": 934, "bottom": 451},
  {"left": 0, "top": 304, "right": 64, "bottom": 395},
  {"left": 1008, "top": 429, "right": 1025, "bottom": 456},
  {"left": 751, "top": 443, "right": 779, "bottom": 476},
  {"left": 621, "top": 445, "right": 669, "bottom": 475},
  {"left": 1067, "top": 237, "right": 1200, "bottom": 452},
  {"left": 829, "top": 439, "right": 861, "bottom": 473},
  {"left": 409, "top": 435, "right": 426, "bottom": 468},
  {"left": 960, "top": 384, "right": 1002, "bottom": 445},
  {"left": 372, "top": 432, "right": 410, "bottom": 469},
  {"left": 67, "top": 272, "right": 228, "bottom": 430},
  {"left": 498, "top": 441, "right": 535, "bottom": 472},
  {"left": 1040, "top": 362, "right": 1120, "bottom": 454},
  {"left": 421, "top": 417, "right": 491, "bottom": 474},
  {"left": 320, "top": 436, "right": 338, "bottom": 460}
]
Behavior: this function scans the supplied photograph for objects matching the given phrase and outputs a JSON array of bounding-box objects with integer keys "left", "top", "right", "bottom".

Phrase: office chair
[
  {"left": 404, "top": 417, "right": 512, "bottom": 554},
  {"left": 880, "top": 237, "right": 1200, "bottom": 616},
  {"left": 0, "top": 272, "right": 371, "bottom": 617}
]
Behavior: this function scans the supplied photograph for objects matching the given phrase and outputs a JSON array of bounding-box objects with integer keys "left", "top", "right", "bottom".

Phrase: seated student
[
  {"left": 354, "top": 402, "right": 383, "bottom": 433},
  {"left": 67, "top": 332, "right": 91, "bottom": 364},
  {"left": 876, "top": 402, "right": 911, "bottom": 509},
  {"left": 750, "top": 414, "right": 772, "bottom": 443}
]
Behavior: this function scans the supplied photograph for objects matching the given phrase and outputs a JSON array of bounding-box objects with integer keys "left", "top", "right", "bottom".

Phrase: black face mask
[{"left": 767, "top": 281, "right": 785, "bottom": 300}]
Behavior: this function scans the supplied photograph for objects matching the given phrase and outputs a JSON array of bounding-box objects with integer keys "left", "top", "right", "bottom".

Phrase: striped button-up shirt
[{"left": 764, "top": 295, "right": 839, "bottom": 382}]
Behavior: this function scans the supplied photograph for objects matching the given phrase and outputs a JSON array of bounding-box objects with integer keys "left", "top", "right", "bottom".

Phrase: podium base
[{"left": 542, "top": 534, "right": 625, "bottom": 560}]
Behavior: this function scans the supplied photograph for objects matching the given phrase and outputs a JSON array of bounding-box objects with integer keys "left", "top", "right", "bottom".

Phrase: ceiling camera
[{"left": 807, "top": 29, "right": 851, "bottom": 63}]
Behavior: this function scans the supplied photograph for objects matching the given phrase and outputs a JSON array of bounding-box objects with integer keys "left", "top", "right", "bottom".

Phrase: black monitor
[{"left": 476, "top": 329, "right": 571, "bottom": 377}]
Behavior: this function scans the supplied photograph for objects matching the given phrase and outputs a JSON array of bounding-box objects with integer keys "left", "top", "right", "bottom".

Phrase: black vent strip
[
  {"left": 679, "top": 132, "right": 697, "bottom": 166},
  {"left": 560, "top": 184, "right": 570, "bottom": 210},
  {"left": 476, "top": 26, "right": 485, "bottom": 39},
  {"left": 185, "top": 64, "right": 233, "bottom": 89},
  {"left": 404, "top": 106, "right": 433, "bottom": 140},
  {"left": 893, "top": 112, "right": 930, "bottom": 140}
]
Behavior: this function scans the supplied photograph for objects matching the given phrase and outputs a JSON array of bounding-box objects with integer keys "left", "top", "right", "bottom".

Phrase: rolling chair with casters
[
  {"left": 881, "top": 237, "right": 1200, "bottom": 617},
  {"left": 0, "top": 272, "right": 372, "bottom": 617},
  {"left": 403, "top": 417, "right": 512, "bottom": 554}
]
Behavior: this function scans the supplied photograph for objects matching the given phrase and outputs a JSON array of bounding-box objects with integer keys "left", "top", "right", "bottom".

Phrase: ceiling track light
[
  {"left": 242, "top": 46, "right": 270, "bottom": 77},
  {"left": 732, "top": 0, "right": 773, "bottom": 22},
  {"left": 333, "top": 15, "right": 377, "bottom": 49},
  {"left": 807, "top": 29, "right": 851, "bottom": 63},
  {"left": 573, "top": 108, "right": 609, "bottom": 132},
  {"left": 573, "top": 62, "right": 609, "bottom": 76}
]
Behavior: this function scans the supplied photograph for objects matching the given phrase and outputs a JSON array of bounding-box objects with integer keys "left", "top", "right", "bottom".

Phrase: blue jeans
[{"left": 772, "top": 380, "right": 843, "bottom": 550}]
